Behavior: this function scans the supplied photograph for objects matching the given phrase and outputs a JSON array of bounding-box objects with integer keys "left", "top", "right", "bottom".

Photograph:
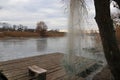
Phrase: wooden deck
[{"left": 0, "top": 53, "right": 98, "bottom": 80}]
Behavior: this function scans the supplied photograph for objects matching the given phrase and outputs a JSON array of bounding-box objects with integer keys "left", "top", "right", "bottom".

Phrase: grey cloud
[
  {"left": 0, "top": 0, "right": 67, "bottom": 30},
  {"left": 0, "top": 7, "right": 2, "bottom": 9}
]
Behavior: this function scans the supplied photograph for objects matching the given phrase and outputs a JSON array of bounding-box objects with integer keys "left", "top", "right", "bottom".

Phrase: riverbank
[
  {"left": 0, "top": 31, "right": 66, "bottom": 38},
  {"left": 46, "top": 31, "right": 66, "bottom": 37}
]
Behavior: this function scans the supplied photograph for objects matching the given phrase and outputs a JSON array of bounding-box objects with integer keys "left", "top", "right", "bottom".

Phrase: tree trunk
[
  {"left": 94, "top": 0, "right": 120, "bottom": 80},
  {"left": 114, "top": 0, "right": 120, "bottom": 8}
]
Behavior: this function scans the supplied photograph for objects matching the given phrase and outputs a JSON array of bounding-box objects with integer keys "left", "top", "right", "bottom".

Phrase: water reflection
[
  {"left": 36, "top": 38, "right": 47, "bottom": 52},
  {"left": 0, "top": 36, "right": 105, "bottom": 61},
  {"left": 1, "top": 38, "right": 26, "bottom": 48},
  {"left": 0, "top": 37, "right": 67, "bottom": 61}
]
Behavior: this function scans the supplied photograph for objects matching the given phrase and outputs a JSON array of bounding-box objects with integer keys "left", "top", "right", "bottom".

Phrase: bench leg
[
  {"left": 37, "top": 73, "right": 46, "bottom": 80},
  {"left": 29, "top": 69, "right": 36, "bottom": 77}
]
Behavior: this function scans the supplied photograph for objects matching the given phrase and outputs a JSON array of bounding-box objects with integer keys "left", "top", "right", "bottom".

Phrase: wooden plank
[{"left": 0, "top": 53, "right": 97, "bottom": 80}]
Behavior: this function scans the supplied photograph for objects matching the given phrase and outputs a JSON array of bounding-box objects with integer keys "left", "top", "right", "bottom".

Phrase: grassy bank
[
  {"left": 0, "top": 31, "right": 66, "bottom": 38},
  {"left": 46, "top": 31, "right": 66, "bottom": 37},
  {"left": 3, "top": 31, "right": 39, "bottom": 37},
  {"left": 0, "top": 32, "right": 4, "bottom": 38}
]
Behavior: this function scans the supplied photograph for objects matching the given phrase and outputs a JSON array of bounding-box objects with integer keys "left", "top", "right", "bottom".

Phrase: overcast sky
[
  {"left": 0, "top": 0, "right": 67, "bottom": 30},
  {"left": 0, "top": 0, "right": 119, "bottom": 31}
]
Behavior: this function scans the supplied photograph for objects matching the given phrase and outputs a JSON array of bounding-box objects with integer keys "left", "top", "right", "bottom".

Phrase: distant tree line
[
  {"left": 0, "top": 23, "right": 35, "bottom": 32},
  {"left": 0, "top": 22, "right": 61, "bottom": 36},
  {"left": 48, "top": 29, "right": 60, "bottom": 32}
]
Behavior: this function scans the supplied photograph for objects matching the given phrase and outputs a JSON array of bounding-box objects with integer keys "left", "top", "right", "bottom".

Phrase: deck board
[{"left": 0, "top": 53, "right": 97, "bottom": 80}]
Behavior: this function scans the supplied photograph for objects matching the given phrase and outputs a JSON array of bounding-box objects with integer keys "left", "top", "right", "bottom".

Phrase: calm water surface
[
  {"left": 0, "top": 36, "right": 105, "bottom": 61},
  {"left": 0, "top": 37, "right": 67, "bottom": 61}
]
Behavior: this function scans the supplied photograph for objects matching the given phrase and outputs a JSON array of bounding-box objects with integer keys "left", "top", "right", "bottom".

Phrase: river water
[
  {"left": 0, "top": 36, "right": 105, "bottom": 61},
  {"left": 0, "top": 37, "right": 67, "bottom": 61}
]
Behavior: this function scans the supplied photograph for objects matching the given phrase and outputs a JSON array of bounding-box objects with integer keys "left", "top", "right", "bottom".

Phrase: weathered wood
[
  {"left": 0, "top": 53, "right": 98, "bottom": 80},
  {"left": 28, "top": 65, "right": 47, "bottom": 80}
]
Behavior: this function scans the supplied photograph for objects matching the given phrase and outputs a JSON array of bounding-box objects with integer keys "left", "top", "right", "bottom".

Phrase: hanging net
[{"left": 62, "top": 0, "right": 105, "bottom": 79}]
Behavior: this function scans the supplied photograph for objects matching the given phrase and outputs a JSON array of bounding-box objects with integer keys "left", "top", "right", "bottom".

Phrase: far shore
[{"left": 0, "top": 31, "right": 66, "bottom": 38}]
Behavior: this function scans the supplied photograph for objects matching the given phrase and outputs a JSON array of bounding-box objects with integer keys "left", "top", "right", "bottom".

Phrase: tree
[
  {"left": 113, "top": 0, "right": 120, "bottom": 8},
  {"left": 94, "top": 0, "right": 120, "bottom": 79},
  {"left": 67, "top": 0, "right": 120, "bottom": 79},
  {"left": 36, "top": 21, "right": 47, "bottom": 37},
  {"left": 17, "top": 24, "right": 24, "bottom": 32},
  {"left": 2, "top": 23, "right": 10, "bottom": 31}
]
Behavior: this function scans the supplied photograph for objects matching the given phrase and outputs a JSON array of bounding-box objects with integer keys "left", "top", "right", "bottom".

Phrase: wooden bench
[{"left": 28, "top": 65, "right": 47, "bottom": 80}]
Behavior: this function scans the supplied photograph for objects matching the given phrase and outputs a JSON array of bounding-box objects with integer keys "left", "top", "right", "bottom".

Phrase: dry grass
[
  {"left": 0, "top": 32, "right": 5, "bottom": 38},
  {"left": 46, "top": 31, "right": 66, "bottom": 37},
  {"left": 3, "top": 31, "right": 40, "bottom": 37},
  {"left": 0, "top": 31, "right": 66, "bottom": 38}
]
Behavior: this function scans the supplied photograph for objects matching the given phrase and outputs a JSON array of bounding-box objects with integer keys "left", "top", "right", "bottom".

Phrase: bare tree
[
  {"left": 36, "top": 21, "right": 47, "bottom": 37},
  {"left": 2, "top": 23, "right": 10, "bottom": 31}
]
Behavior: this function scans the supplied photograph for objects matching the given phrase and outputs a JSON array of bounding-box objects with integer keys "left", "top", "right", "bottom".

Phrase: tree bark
[
  {"left": 94, "top": 0, "right": 120, "bottom": 80},
  {"left": 114, "top": 0, "right": 120, "bottom": 8}
]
